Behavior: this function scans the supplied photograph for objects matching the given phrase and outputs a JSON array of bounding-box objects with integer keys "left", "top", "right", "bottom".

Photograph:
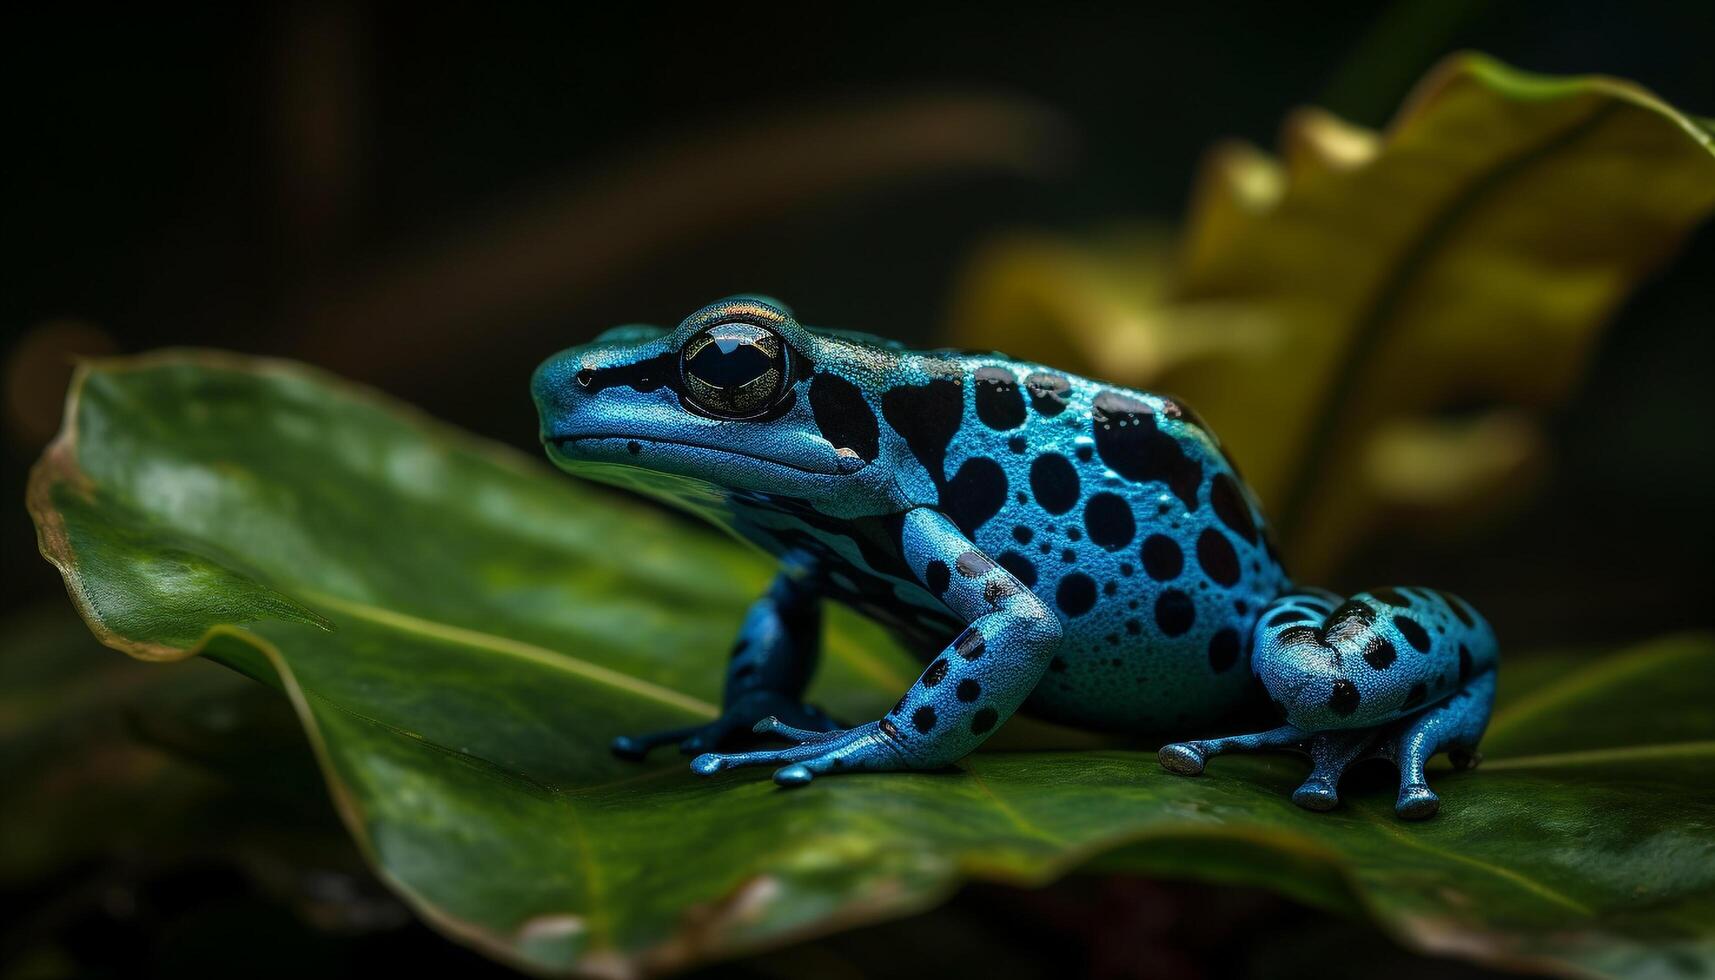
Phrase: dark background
[{"left": 4, "top": 3, "right": 1712, "bottom": 978}]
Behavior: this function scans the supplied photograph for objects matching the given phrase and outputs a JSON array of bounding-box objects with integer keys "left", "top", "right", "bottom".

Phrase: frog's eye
[{"left": 679, "top": 322, "right": 790, "bottom": 419}]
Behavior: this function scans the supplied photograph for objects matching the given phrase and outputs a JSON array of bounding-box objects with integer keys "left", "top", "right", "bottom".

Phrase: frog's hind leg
[
  {"left": 1157, "top": 721, "right": 1377, "bottom": 811},
  {"left": 1374, "top": 668, "right": 1495, "bottom": 818},
  {"left": 1159, "top": 587, "right": 1498, "bottom": 819}
]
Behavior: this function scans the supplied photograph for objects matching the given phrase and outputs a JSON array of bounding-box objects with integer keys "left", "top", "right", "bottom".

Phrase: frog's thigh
[
  {"left": 1162, "top": 587, "right": 1498, "bottom": 819},
  {"left": 1254, "top": 587, "right": 1496, "bottom": 733}
]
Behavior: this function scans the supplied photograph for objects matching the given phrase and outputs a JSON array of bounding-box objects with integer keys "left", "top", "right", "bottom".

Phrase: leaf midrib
[
  {"left": 1276, "top": 99, "right": 1623, "bottom": 545},
  {"left": 299, "top": 589, "right": 720, "bottom": 718}
]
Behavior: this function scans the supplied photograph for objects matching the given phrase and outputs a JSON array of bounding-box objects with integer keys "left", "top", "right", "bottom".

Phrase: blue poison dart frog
[{"left": 532, "top": 297, "right": 1497, "bottom": 819}]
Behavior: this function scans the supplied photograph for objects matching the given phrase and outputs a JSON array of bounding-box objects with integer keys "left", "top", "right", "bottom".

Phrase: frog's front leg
[
  {"left": 612, "top": 550, "right": 839, "bottom": 760},
  {"left": 691, "top": 507, "right": 1062, "bottom": 786}
]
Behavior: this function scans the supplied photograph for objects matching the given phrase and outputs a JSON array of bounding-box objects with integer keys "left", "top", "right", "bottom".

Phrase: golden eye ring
[{"left": 679, "top": 321, "right": 790, "bottom": 419}]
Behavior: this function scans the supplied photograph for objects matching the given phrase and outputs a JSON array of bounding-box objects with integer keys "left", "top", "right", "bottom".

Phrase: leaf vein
[
  {"left": 961, "top": 759, "right": 1063, "bottom": 846},
  {"left": 1278, "top": 99, "right": 1622, "bottom": 544},
  {"left": 300, "top": 589, "right": 719, "bottom": 719},
  {"left": 1347, "top": 800, "right": 1593, "bottom": 916},
  {"left": 1480, "top": 740, "right": 1715, "bottom": 772}
]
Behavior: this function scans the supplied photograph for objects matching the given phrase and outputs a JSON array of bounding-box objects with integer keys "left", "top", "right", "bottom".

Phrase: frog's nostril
[{"left": 576, "top": 369, "right": 595, "bottom": 388}]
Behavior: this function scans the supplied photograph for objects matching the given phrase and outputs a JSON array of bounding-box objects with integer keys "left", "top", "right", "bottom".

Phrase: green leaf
[
  {"left": 27, "top": 352, "right": 1715, "bottom": 977},
  {"left": 945, "top": 53, "right": 1715, "bottom": 579}
]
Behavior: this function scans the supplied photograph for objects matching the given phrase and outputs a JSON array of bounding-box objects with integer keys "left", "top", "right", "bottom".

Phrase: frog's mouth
[{"left": 549, "top": 434, "right": 857, "bottom": 477}]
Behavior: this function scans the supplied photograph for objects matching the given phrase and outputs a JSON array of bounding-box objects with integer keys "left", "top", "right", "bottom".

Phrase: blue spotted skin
[{"left": 532, "top": 297, "right": 1499, "bottom": 818}]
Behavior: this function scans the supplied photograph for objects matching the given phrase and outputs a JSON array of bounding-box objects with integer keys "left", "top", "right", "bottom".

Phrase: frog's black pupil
[{"left": 687, "top": 337, "right": 772, "bottom": 388}]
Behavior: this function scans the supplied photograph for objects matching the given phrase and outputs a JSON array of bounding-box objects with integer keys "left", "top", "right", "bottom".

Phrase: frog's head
[{"left": 533, "top": 296, "right": 906, "bottom": 514}]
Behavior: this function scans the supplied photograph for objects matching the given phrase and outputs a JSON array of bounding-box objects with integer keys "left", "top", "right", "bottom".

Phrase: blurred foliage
[
  {"left": 946, "top": 53, "right": 1715, "bottom": 580},
  {"left": 26, "top": 353, "right": 1715, "bottom": 978},
  {"left": 0, "top": 605, "right": 429, "bottom": 978}
]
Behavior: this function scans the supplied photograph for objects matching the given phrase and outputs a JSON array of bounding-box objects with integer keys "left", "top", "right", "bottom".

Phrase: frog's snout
[
  {"left": 531, "top": 346, "right": 601, "bottom": 428},
  {"left": 531, "top": 357, "right": 569, "bottom": 432}
]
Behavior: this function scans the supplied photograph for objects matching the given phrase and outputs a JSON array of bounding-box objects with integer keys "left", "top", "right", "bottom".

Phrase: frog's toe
[
  {"left": 612, "top": 695, "right": 843, "bottom": 761},
  {"left": 610, "top": 736, "right": 651, "bottom": 761},
  {"left": 611, "top": 714, "right": 749, "bottom": 761},
  {"left": 677, "top": 714, "right": 752, "bottom": 755},
  {"left": 1395, "top": 783, "right": 1440, "bottom": 820},
  {"left": 610, "top": 723, "right": 704, "bottom": 761},
  {"left": 772, "top": 763, "right": 815, "bottom": 786},
  {"left": 687, "top": 738, "right": 823, "bottom": 775},
  {"left": 1157, "top": 742, "right": 1208, "bottom": 776},
  {"left": 1291, "top": 777, "right": 1341, "bottom": 811},
  {"left": 771, "top": 751, "right": 855, "bottom": 787},
  {"left": 689, "top": 721, "right": 906, "bottom": 783},
  {"left": 752, "top": 715, "right": 844, "bottom": 743}
]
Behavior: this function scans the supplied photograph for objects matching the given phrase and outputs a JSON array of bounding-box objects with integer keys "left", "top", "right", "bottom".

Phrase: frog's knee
[{"left": 1255, "top": 639, "right": 1392, "bottom": 731}]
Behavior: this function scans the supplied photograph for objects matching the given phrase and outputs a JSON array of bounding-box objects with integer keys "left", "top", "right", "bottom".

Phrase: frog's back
[
  {"left": 922, "top": 351, "right": 1289, "bottom": 729},
  {"left": 732, "top": 334, "right": 1291, "bottom": 731}
]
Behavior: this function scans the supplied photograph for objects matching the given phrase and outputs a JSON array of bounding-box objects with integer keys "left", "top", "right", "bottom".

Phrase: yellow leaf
[{"left": 945, "top": 53, "right": 1715, "bottom": 580}]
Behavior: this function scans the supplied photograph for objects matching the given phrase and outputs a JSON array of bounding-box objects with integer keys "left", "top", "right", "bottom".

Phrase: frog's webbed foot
[
  {"left": 1159, "top": 668, "right": 1495, "bottom": 820},
  {"left": 1160, "top": 725, "right": 1385, "bottom": 812},
  {"left": 610, "top": 694, "right": 840, "bottom": 761},
  {"left": 689, "top": 717, "right": 912, "bottom": 787}
]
